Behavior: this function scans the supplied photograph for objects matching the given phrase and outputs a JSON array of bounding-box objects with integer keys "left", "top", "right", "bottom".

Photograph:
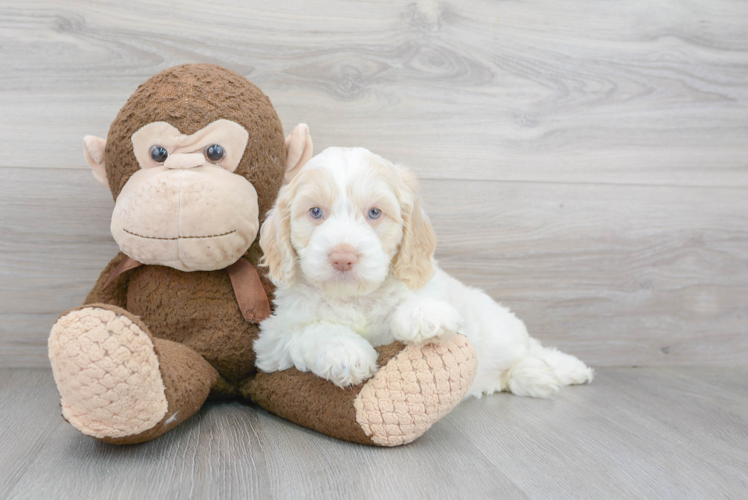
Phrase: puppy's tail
[
  {"left": 505, "top": 340, "right": 593, "bottom": 398},
  {"left": 505, "top": 356, "right": 562, "bottom": 398}
]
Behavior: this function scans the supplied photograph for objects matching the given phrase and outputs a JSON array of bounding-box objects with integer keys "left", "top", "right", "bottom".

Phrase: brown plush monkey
[{"left": 48, "top": 64, "right": 477, "bottom": 446}]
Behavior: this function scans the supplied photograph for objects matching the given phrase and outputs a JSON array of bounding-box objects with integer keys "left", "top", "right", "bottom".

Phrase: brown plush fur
[
  {"left": 87, "top": 64, "right": 286, "bottom": 401},
  {"left": 104, "top": 64, "right": 286, "bottom": 210},
  {"left": 55, "top": 64, "right": 409, "bottom": 445},
  {"left": 51, "top": 64, "right": 477, "bottom": 447},
  {"left": 90, "top": 305, "right": 219, "bottom": 445},
  {"left": 86, "top": 255, "right": 269, "bottom": 396},
  {"left": 246, "top": 343, "right": 407, "bottom": 445}
]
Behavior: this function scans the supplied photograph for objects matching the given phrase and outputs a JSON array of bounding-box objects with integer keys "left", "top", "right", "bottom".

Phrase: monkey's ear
[
  {"left": 83, "top": 135, "right": 109, "bottom": 189},
  {"left": 284, "top": 123, "right": 313, "bottom": 184}
]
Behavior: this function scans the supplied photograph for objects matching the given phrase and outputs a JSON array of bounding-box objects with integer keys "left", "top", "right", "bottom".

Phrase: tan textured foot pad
[
  {"left": 354, "top": 335, "right": 478, "bottom": 446},
  {"left": 49, "top": 307, "right": 168, "bottom": 439}
]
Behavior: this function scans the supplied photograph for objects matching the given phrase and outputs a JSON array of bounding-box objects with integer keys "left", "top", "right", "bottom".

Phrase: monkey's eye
[
  {"left": 205, "top": 144, "right": 225, "bottom": 163},
  {"left": 150, "top": 146, "right": 168, "bottom": 163},
  {"left": 368, "top": 208, "right": 382, "bottom": 220},
  {"left": 309, "top": 207, "right": 324, "bottom": 220}
]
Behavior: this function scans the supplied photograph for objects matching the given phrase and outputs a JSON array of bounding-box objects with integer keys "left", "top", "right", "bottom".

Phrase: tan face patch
[
  {"left": 291, "top": 167, "right": 339, "bottom": 216},
  {"left": 106, "top": 118, "right": 260, "bottom": 271},
  {"left": 48, "top": 307, "right": 168, "bottom": 439},
  {"left": 132, "top": 120, "right": 249, "bottom": 172},
  {"left": 111, "top": 165, "right": 259, "bottom": 271}
]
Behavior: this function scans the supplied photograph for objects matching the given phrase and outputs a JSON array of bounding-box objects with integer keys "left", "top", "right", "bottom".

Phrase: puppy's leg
[
  {"left": 391, "top": 297, "right": 462, "bottom": 345},
  {"left": 255, "top": 322, "right": 378, "bottom": 387},
  {"left": 307, "top": 327, "right": 379, "bottom": 387}
]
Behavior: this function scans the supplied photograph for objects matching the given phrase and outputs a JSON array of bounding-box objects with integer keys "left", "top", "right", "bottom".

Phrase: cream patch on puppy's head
[{"left": 260, "top": 147, "right": 436, "bottom": 296}]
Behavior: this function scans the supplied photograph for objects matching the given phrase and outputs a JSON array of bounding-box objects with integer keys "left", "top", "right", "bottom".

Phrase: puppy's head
[{"left": 260, "top": 147, "right": 436, "bottom": 295}]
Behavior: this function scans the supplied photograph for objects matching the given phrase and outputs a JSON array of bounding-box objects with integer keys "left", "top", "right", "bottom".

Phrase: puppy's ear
[
  {"left": 284, "top": 123, "right": 313, "bottom": 184},
  {"left": 393, "top": 167, "right": 437, "bottom": 289},
  {"left": 260, "top": 184, "right": 298, "bottom": 287}
]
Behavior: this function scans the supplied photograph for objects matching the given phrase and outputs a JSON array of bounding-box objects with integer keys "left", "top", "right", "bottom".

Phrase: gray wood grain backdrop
[{"left": 1, "top": 0, "right": 747, "bottom": 367}]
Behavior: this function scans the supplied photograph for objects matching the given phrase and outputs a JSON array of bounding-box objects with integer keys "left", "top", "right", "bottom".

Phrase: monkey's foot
[
  {"left": 247, "top": 334, "right": 478, "bottom": 446},
  {"left": 353, "top": 335, "right": 478, "bottom": 446},
  {"left": 49, "top": 304, "right": 218, "bottom": 444},
  {"left": 49, "top": 305, "right": 168, "bottom": 440}
]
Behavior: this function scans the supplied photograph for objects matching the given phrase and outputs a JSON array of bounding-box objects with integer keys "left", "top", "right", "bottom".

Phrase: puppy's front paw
[
  {"left": 392, "top": 298, "right": 462, "bottom": 345},
  {"left": 313, "top": 337, "right": 378, "bottom": 387}
]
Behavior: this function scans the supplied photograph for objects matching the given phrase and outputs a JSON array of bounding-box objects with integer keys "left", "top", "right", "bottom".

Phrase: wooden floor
[{"left": 1, "top": 367, "right": 746, "bottom": 500}]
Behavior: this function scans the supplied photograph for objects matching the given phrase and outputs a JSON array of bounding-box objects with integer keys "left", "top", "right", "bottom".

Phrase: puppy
[{"left": 255, "top": 147, "right": 592, "bottom": 398}]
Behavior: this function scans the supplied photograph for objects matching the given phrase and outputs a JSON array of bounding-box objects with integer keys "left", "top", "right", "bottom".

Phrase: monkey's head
[{"left": 83, "top": 64, "right": 312, "bottom": 271}]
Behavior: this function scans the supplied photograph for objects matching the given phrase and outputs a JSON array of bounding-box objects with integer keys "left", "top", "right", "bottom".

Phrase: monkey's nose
[
  {"left": 329, "top": 246, "right": 358, "bottom": 272},
  {"left": 164, "top": 153, "right": 204, "bottom": 170}
]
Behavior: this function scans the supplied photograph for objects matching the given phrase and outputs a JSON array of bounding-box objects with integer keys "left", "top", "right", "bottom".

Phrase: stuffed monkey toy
[{"left": 48, "top": 64, "right": 477, "bottom": 446}]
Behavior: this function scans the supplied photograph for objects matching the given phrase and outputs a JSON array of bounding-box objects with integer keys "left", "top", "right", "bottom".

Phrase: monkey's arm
[
  {"left": 83, "top": 252, "right": 132, "bottom": 308},
  {"left": 245, "top": 335, "right": 478, "bottom": 446}
]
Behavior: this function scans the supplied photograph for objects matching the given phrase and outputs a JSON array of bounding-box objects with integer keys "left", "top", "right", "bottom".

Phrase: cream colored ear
[
  {"left": 393, "top": 168, "right": 437, "bottom": 289},
  {"left": 83, "top": 135, "right": 109, "bottom": 189},
  {"left": 259, "top": 185, "right": 298, "bottom": 287},
  {"left": 284, "top": 123, "right": 313, "bottom": 184}
]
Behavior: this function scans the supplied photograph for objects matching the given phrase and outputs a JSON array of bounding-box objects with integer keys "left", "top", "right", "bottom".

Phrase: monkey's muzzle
[{"left": 110, "top": 165, "right": 259, "bottom": 272}]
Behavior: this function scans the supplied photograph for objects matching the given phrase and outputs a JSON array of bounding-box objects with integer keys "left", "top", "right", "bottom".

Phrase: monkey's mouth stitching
[{"left": 124, "top": 229, "right": 237, "bottom": 241}]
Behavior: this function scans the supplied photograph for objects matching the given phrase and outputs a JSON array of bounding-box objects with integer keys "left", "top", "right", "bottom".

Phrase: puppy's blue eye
[
  {"left": 150, "top": 146, "right": 168, "bottom": 163},
  {"left": 309, "top": 207, "right": 323, "bottom": 219},
  {"left": 368, "top": 208, "right": 381, "bottom": 220}
]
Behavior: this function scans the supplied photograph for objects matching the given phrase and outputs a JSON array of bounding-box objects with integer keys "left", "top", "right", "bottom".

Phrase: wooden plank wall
[{"left": 1, "top": 0, "right": 746, "bottom": 367}]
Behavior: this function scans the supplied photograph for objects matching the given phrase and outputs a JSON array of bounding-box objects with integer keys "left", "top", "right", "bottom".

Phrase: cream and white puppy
[{"left": 255, "top": 147, "right": 593, "bottom": 398}]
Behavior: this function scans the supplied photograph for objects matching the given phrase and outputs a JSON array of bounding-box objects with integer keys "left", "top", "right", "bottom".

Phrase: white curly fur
[{"left": 255, "top": 147, "right": 593, "bottom": 396}]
